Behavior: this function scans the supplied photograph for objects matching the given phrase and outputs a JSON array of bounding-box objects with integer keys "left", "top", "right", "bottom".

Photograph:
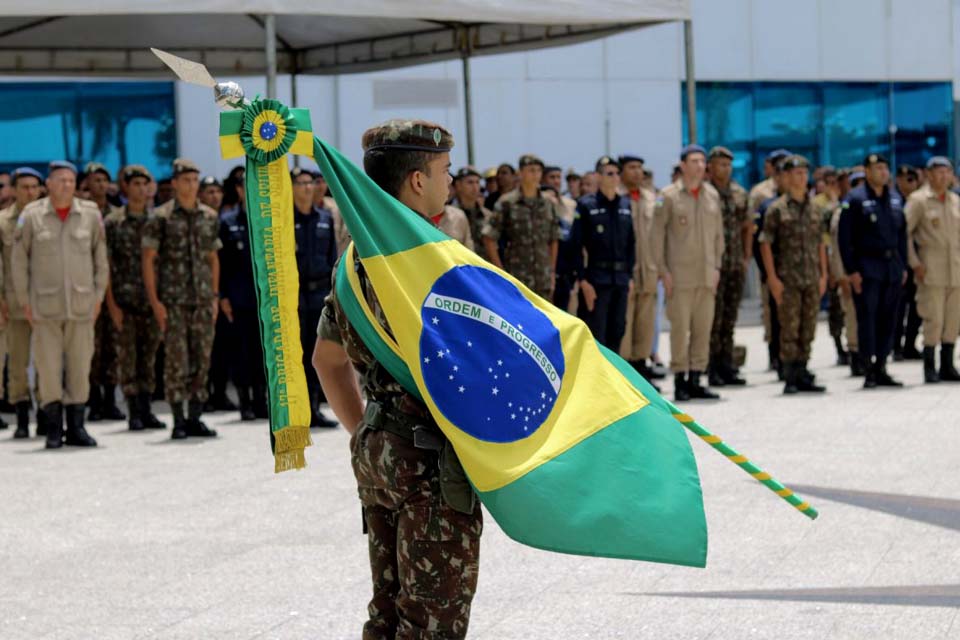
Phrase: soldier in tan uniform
[
  {"left": 452, "top": 167, "right": 493, "bottom": 256},
  {"left": 830, "top": 204, "right": 862, "bottom": 376},
  {"left": 652, "top": 145, "right": 725, "bottom": 401},
  {"left": 436, "top": 204, "right": 474, "bottom": 250},
  {"left": 12, "top": 161, "right": 109, "bottom": 448},
  {"left": 313, "top": 170, "right": 350, "bottom": 256},
  {"left": 906, "top": 156, "right": 960, "bottom": 383},
  {"left": 618, "top": 154, "right": 661, "bottom": 390},
  {"left": 0, "top": 168, "right": 42, "bottom": 437}
]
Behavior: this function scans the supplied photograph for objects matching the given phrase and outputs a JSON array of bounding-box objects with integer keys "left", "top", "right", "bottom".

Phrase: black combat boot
[
  {"left": 834, "top": 336, "right": 849, "bottom": 366},
  {"left": 237, "top": 387, "right": 256, "bottom": 421},
  {"left": 939, "top": 344, "right": 960, "bottom": 381},
  {"left": 874, "top": 361, "right": 903, "bottom": 387},
  {"left": 126, "top": 396, "right": 144, "bottom": 431},
  {"left": 43, "top": 402, "right": 64, "bottom": 449},
  {"left": 170, "top": 403, "right": 188, "bottom": 439},
  {"left": 139, "top": 393, "right": 166, "bottom": 429},
  {"left": 252, "top": 385, "right": 269, "bottom": 420},
  {"left": 796, "top": 362, "right": 826, "bottom": 393},
  {"left": 186, "top": 400, "right": 217, "bottom": 437},
  {"left": 13, "top": 401, "right": 30, "bottom": 439},
  {"left": 863, "top": 358, "right": 878, "bottom": 389},
  {"left": 902, "top": 342, "right": 923, "bottom": 360},
  {"left": 708, "top": 360, "right": 726, "bottom": 387},
  {"left": 631, "top": 360, "right": 662, "bottom": 392},
  {"left": 767, "top": 343, "right": 779, "bottom": 372},
  {"left": 923, "top": 346, "right": 940, "bottom": 383},
  {"left": 850, "top": 352, "right": 866, "bottom": 377},
  {"left": 674, "top": 373, "right": 690, "bottom": 402},
  {"left": 86, "top": 385, "right": 103, "bottom": 422},
  {"left": 101, "top": 385, "right": 126, "bottom": 421},
  {"left": 309, "top": 388, "right": 338, "bottom": 429},
  {"left": 0, "top": 413, "right": 7, "bottom": 430},
  {"left": 64, "top": 404, "right": 97, "bottom": 446},
  {"left": 720, "top": 360, "right": 746, "bottom": 386},
  {"left": 782, "top": 362, "right": 798, "bottom": 395},
  {"left": 687, "top": 371, "right": 720, "bottom": 400}
]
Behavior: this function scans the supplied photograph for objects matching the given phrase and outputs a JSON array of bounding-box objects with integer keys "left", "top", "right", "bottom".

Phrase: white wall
[{"left": 177, "top": 0, "right": 956, "bottom": 187}]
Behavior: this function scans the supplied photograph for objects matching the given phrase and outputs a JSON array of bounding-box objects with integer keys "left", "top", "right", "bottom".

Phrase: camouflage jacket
[
  {"left": 758, "top": 194, "right": 823, "bottom": 288},
  {"left": 105, "top": 206, "right": 151, "bottom": 311},
  {"left": 142, "top": 199, "right": 222, "bottom": 306},
  {"left": 482, "top": 189, "right": 561, "bottom": 292},
  {"left": 454, "top": 199, "right": 492, "bottom": 257},
  {"left": 712, "top": 180, "right": 749, "bottom": 272}
]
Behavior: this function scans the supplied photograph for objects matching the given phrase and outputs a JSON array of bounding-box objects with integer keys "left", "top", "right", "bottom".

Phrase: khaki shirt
[
  {"left": 0, "top": 203, "right": 22, "bottom": 317},
  {"left": 629, "top": 188, "right": 659, "bottom": 294},
  {"left": 12, "top": 197, "right": 108, "bottom": 321},
  {"left": 906, "top": 184, "right": 960, "bottom": 287},
  {"left": 652, "top": 180, "right": 725, "bottom": 289},
  {"left": 748, "top": 177, "right": 776, "bottom": 218},
  {"left": 829, "top": 207, "right": 848, "bottom": 281},
  {"left": 439, "top": 205, "right": 475, "bottom": 251}
]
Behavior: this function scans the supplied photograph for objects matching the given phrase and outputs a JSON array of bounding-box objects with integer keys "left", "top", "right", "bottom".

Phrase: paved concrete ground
[{"left": 2, "top": 321, "right": 959, "bottom": 639}]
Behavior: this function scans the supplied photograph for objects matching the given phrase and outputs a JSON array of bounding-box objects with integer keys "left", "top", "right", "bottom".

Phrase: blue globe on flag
[{"left": 419, "top": 266, "right": 565, "bottom": 443}]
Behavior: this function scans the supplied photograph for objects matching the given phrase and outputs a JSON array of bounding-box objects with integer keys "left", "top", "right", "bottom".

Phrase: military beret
[
  {"left": 863, "top": 153, "right": 889, "bottom": 167},
  {"left": 707, "top": 146, "right": 734, "bottom": 161},
  {"left": 483, "top": 167, "right": 498, "bottom": 179},
  {"left": 780, "top": 155, "right": 810, "bottom": 171},
  {"left": 497, "top": 163, "right": 516, "bottom": 173},
  {"left": 453, "top": 166, "right": 481, "bottom": 182},
  {"left": 819, "top": 165, "right": 837, "bottom": 178},
  {"left": 518, "top": 154, "right": 544, "bottom": 169},
  {"left": 121, "top": 164, "right": 153, "bottom": 183},
  {"left": 83, "top": 162, "right": 111, "bottom": 180},
  {"left": 199, "top": 175, "right": 222, "bottom": 188},
  {"left": 290, "top": 167, "right": 317, "bottom": 181},
  {"left": 543, "top": 165, "right": 562, "bottom": 175},
  {"left": 362, "top": 119, "right": 454, "bottom": 154},
  {"left": 172, "top": 158, "right": 200, "bottom": 176},
  {"left": 11, "top": 167, "right": 43, "bottom": 185},
  {"left": 849, "top": 170, "right": 866, "bottom": 184},
  {"left": 618, "top": 154, "right": 645, "bottom": 166},
  {"left": 680, "top": 144, "right": 707, "bottom": 161},
  {"left": 926, "top": 156, "right": 953, "bottom": 170},
  {"left": 48, "top": 160, "right": 78, "bottom": 177},
  {"left": 766, "top": 149, "right": 791, "bottom": 164},
  {"left": 565, "top": 168, "right": 581, "bottom": 180},
  {"left": 595, "top": 156, "right": 620, "bottom": 172}
]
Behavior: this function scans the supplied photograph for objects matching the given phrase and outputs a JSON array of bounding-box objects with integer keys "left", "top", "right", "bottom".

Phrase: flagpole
[{"left": 670, "top": 409, "right": 819, "bottom": 520}]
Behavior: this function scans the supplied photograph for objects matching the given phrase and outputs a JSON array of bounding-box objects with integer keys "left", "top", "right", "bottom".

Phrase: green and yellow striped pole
[{"left": 671, "top": 409, "right": 819, "bottom": 520}]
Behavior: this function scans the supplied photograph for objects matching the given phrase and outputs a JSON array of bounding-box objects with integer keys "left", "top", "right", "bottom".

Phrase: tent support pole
[
  {"left": 291, "top": 72, "right": 300, "bottom": 167},
  {"left": 459, "top": 26, "right": 475, "bottom": 166},
  {"left": 683, "top": 19, "right": 697, "bottom": 144},
  {"left": 265, "top": 14, "right": 277, "bottom": 99}
]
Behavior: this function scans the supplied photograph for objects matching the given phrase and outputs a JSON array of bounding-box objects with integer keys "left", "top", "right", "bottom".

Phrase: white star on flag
[
  {"left": 492, "top": 387, "right": 499, "bottom": 395},
  {"left": 459, "top": 386, "right": 465, "bottom": 393},
  {"left": 437, "top": 351, "right": 445, "bottom": 358},
  {"left": 432, "top": 316, "right": 439, "bottom": 325}
]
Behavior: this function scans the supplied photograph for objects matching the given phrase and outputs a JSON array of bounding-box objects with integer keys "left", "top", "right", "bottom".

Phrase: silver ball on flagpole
[{"left": 214, "top": 81, "right": 246, "bottom": 109}]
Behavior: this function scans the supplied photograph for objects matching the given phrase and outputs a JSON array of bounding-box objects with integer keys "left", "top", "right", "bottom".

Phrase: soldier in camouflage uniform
[
  {"left": 707, "top": 147, "right": 750, "bottom": 387},
  {"left": 481, "top": 154, "right": 561, "bottom": 299},
  {"left": 314, "top": 120, "right": 482, "bottom": 639},
  {"left": 142, "top": 158, "right": 222, "bottom": 440},
  {"left": 758, "top": 155, "right": 828, "bottom": 394},
  {"left": 104, "top": 165, "right": 166, "bottom": 431},
  {"left": 812, "top": 167, "right": 847, "bottom": 365},
  {"left": 0, "top": 167, "right": 42, "bottom": 437},
  {"left": 451, "top": 166, "right": 492, "bottom": 257}
]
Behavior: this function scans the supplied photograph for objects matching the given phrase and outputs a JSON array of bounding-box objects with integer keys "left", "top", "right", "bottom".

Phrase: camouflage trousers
[
  {"left": 351, "top": 424, "right": 482, "bottom": 640},
  {"left": 779, "top": 284, "right": 819, "bottom": 363},
  {"left": 827, "top": 286, "right": 844, "bottom": 340},
  {"left": 89, "top": 310, "right": 119, "bottom": 386},
  {"left": 710, "top": 268, "right": 745, "bottom": 365},
  {"left": 163, "top": 303, "right": 215, "bottom": 404},
  {"left": 116, "top": 307, "right": 161, "bottom": 397}
]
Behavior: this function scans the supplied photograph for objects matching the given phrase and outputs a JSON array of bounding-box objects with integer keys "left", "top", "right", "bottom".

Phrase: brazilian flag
[{"left": 309, "top": 136, "right": 708, "bottom": 567}]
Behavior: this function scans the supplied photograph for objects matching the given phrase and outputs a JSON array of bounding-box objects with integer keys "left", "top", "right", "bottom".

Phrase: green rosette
[{"left": 239, "top": 99, "right": 298, "bottom": 164}]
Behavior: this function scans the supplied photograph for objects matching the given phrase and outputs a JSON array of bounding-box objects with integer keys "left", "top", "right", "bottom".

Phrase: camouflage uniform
[
  {"left": 749, "top": 176, "right": 777, "bottom": 345},
  {"left": 321, "top": 118, "right": 482, "bottom": 639},
  {"left": 142, "top": 198, "right": 221, "bottom": 405},
  {"left": 454, "top": 200, "right": 492, "bottom": 257},
  {"left": 759, "top": 193, "right": 823, "bottom": 364},
  {"left": 482, "top": 189, "right": 561, "bottom": 298},
  {"left": 88, "top": 195, "right": 123, "bottom": 420},
  {"left": 0, "top": 202, "right": 31, "bottom": 406},
  {"left": 105, "top": 205, "right": 161, "bottom": 397},
  {"left": 814, "top": 193, "right": 845, "bottom": 350},
  {"left": 709, "top": 179, "right": 749, "bottom": 373}
]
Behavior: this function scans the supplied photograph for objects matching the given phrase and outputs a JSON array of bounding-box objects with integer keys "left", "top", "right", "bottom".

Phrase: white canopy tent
[{"left": 0, "top": 1, "right": 697, "bottom": 162}]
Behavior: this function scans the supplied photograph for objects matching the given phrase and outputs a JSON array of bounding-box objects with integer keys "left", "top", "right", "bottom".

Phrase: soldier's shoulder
[
  {"left": 152, "top": 200, "right": 175, "bottom": 218},
  {"left": 905, "top": 186, "right": 928, "bottom": 205},
  {"left": 444, "top": 204, "right": 468, "bottom": 222},
  {"left": 21, "top": 198, "right": 49, "bottom": 218},
  {"left": 498, "top": 189, "right": 522, "bottom": 205},
  {"left": 199, "top": 203, "right": 218, "bottom": 220},
  {"left": 730, "top": 181, "right": 748, "bottom": 197},
  {"left": 659, "top": 182, "right": 682, "bottom": 198},
  {"left": 104, "top": 207, "right": 126, "bottom": 224},
  {"left": 701, "top": 182, "right": 720, "bottom": 198},
  {"left": 0, "top": 204, "right": 16, "bottom": 221}
]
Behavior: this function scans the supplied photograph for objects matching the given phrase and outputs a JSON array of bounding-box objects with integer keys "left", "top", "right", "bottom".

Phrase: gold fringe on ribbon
[
  {"left": 274, "top": 423, "right": 314, "bottom": 453},
  {"left": 275, "top": 448, "right": 307, "bottom": 473}
]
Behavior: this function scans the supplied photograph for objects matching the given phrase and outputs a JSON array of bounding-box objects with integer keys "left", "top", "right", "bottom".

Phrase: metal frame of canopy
[{"left": 0, "top": 13, "right": 699, "bottom": 162}]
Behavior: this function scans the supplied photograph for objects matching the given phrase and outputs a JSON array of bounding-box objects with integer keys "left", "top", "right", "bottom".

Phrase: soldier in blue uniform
[
  {"left": 218, "top": 193, "right": 268, "bottom": 420},
  {"left": 838, "top": 153, "right": 908, "bottom": 388},
  {"left": 291, "top": 167, "right": 338, "bottom": 428},
  {"left": 571, "top": 156, "right": 636, "bottom": 350}
]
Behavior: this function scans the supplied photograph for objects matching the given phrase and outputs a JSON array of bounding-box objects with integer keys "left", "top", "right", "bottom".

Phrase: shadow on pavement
[
  {"left": 789, "top": 484, "right": 960, "bottom": 532},
  {"left": 636, "top": 584, "right": 960, "bottom": 608}
]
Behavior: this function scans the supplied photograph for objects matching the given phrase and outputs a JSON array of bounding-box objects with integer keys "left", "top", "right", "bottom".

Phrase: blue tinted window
[
  {"left": 0, "top": 82, "right": 176, "bottom": 180},
  {"left": 892, "top": 82, "right": 952, "bottom": 168},
  {"left": 822, "top": 83, "right": 889, "bottom": 168}
]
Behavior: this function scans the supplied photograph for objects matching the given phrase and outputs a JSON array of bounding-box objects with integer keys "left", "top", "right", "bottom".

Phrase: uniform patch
[
  {"left": 596, "top": 224, "right": 605, "bottom": 234},
  {"left": 870, "top": 214, "right": 877, "bottom": 223},
  {"left": 679, "top": 215, "right": 688, "bottom": 226}
]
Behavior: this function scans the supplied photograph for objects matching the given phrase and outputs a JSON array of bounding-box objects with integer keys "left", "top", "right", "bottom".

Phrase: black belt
[
  {"left": 304, "top": 278, "right": 331, "bottom": 292},
  {"left": 861, "top": 249, "right": 897, "bottom": 259},
  {"left": 591, "top": 261, "right": 630, "bottom": 272},
  {"left": 363, "top": 399, "right": 444, "bottom": 451}
]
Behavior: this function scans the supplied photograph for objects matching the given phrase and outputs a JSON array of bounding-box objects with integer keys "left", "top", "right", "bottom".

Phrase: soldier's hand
[
  {"left": 22, "top": 304, "right": 33, "bottom": 327},
  {"left": 580, "top": 280, "right": 598, "bottom": 312},
  {"left": 212, "top": 298, "right": 220, "bottom": 323},
  {"left": 849, "top": 272, "right": 863, "bottom": 295},
  {"left": 219, "top": 297, "right": 233, "bottom": 323},
  {"left": 152, "top": 302, "right": 168, "bottom": 333},
  {"left": 93, "top": 301, "right": 102, "bottom": 322},
  {"left": 0, "top": 300, "right": 8, "bottom": 323},
  {"left": 838, "top": 278, "right": 851, "bottom": 297},
  {"left": 913, "top": 264, "right": 926, "bottom": 284},
  {"left": 108, "top": 304, "right": 123, "bottom": 330},
  {"left": 818, "top": 275, "right": 828, "bottom": 297},
  {"left": 711, "top": 269, "right": 721, "bottom": 292},
  {"left": 661, "top": 272, "right": 673, "bottom": 298},
  {"left": 768, "top": 277, "right": 784, "bottom": 306}
]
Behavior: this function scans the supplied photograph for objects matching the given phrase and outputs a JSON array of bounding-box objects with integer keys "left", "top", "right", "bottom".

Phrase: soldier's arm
[
  {"left": 92, "top": 219, "right": 109, "bottom": 303},
  {"left": 482, "top": 201, "right": 505, "bottom": 268},
  {"left": 11, "top": 215, "right": 31, "bottom": 318},
  {"left": 837, "top": 201, "right": 859, "bottom": 276},
  {"left": 313, "top": 301, "right": 363, "bottom": 435},
  {"left": 819, "top": 242, "right": 829, "bottom": 286},
  {"left": 651, "top": 195, "right": 670, "bottom": 278},
  {"left": 904, "top": 197, "right": 923, "bottom": 272},
  {"left": 461, "top": 215, "right": 475, "bottom": 252},
  {"left": 757, "top": 208, "right": 780, "bottom": 286},
  {"left": 207, "top": 250, "right": 220, "bottom": 307}
]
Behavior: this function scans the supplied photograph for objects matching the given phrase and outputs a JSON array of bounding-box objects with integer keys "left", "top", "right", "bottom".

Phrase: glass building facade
[
  {"left": 0, "top": 81, "right": 176, "bottom": 180},
  {"left": 682, "top": 82, "right": 954, "bottom": 187}
]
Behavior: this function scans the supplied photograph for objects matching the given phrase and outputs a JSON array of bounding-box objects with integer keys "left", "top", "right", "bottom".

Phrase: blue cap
[
  {"left": 47, "top": 160, "right": 78, "bottom": 177},
  {"left": 618, "top": 154, "right": 645, "bottom": 166},
  {"left": 766, "top": 149, "right": 791, "bottom": 164},
  {"left": 926, "top": 156, "right": 953, "bottom": 170},
  {"left": 11, "top": 167, "right": 43, "bottom": 185},
  {"left": 849, "top": 170, "right": 866, "bottom": 183},
  {"left": 680, "top": 144, "right": 707, "bottom": 161}
]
